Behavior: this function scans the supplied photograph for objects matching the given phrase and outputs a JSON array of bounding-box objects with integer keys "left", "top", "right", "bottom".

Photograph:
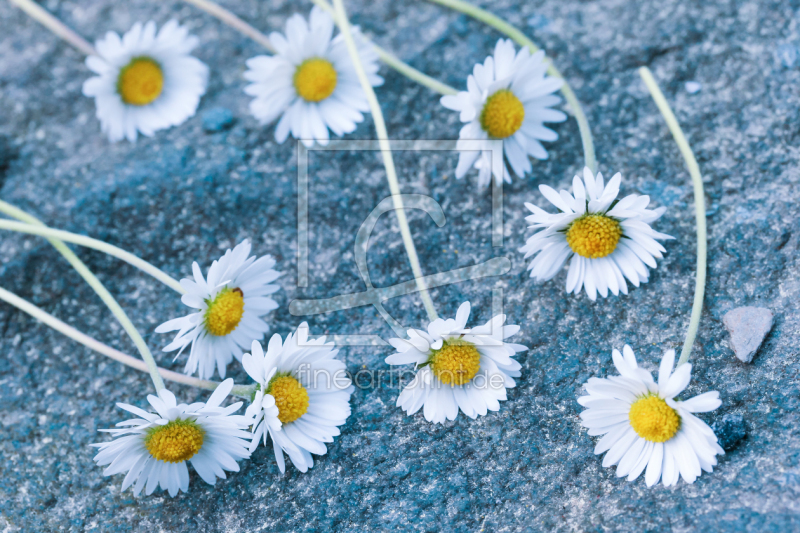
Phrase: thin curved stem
[
  {"left": 424, "top": 0, "right": 597, "bottom": 173},
  {"left": 181, "top": 0, "right": 276, "bottom": 52},
  {"left": 331, "top": 0, "right": 438, "bottom": 323},
  {"left": 0, "top": 204, "right": 166, "bottom": 391},
  {"left": 373, "top": 46, "right": 457, "bottom": 96},
  {"left": 310, "top": 0, "right": 457, "bottom": 95},
  {"left": 7, "top": 0, "right": 96, "bottom": 56},
  {"left": 638, "top": 67, "right": 706, "bottom": 367},
  {"left": 0, "top": 211, "right": 184, "bottom": 294},
  {"left": 0, "top": 285, "right": 254, "bottom": 398}
]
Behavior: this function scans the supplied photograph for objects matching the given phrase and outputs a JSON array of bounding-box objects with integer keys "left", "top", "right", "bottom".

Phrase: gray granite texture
[{"left": 1, "top": 0, "right": 799, "bottom": 531}]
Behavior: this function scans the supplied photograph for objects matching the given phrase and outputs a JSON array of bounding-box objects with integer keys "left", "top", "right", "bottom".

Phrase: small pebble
[
  {"left": 712, "top": 413, "right": 747, "bottom": 451},
  {"left": 722, "top": 306, "right": 774, "bottom": 363},
  {"left": 685, "top": 81, "right": 702, "bottom": 94},
  {"left": 202, "top": 107, "right": 235, "bottom": 133}
]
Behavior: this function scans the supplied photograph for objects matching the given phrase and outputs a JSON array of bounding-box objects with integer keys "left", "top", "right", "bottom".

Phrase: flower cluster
[
  {"left": 97, "top": 312, "right": 354, "bottom": 494},
  {"left": 82, "top": 8, "right": 382, "bottom": 147},
  {"left": 67, "top": 5, "right": 724, "bottom": 498},
  {"left": 80, "top": 7, "right": 570, "bottom": 187}
]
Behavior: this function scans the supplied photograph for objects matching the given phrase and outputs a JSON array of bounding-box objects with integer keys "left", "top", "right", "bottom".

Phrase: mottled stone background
[{"left": 1, "top": 0, "right": 799, "bottom": 531}]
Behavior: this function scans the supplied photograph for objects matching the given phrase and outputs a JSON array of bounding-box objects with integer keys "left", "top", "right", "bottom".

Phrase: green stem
[
  {"left": 8, "top": 0, "right": 96, "bottom": 56},
  {"left": 331, "top": 0, "right": 438, "bottom": 323},
  {"left": 373, "top": 46, "right": 457, "bottom": 96},
  {"left": 0, "top": 212, "right": 184, "bottom": 294},
  {"left": 310, "top": 0, "right": 457, "bottom": 95},
  {"left": 638, "top": 67, "right": 706, "bottom": 367},
  {"left": 181, "top": 0, "right": 276, "bottom": 52},
  {"left": 0, "top": 203, "right": 166, "bottom": 391},
  {"left": 424, "top": 0, "right": 597, "bottom": 173},
  {"left": 0, "top": 285, "right": 255, "bottom": 397}
]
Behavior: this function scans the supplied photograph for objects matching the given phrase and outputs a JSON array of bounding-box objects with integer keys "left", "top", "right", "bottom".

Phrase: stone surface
[
  {"left": 723, "top": 306, "right": 775, "bottom": 363},
  {"left": 1, "top": 0, "right": 800, "bottom": 532},
  {"left": 0, "top": 134, "right": 14, "bottom": 175},
  {"left": 775, "top": 43, "right": 799, "bottom": 68},
  {"left": 202, "top": 106, "right": 236, "bottom": 132},
  {"left": 712, "top": 413, "right": 748, "bottom": 452}
]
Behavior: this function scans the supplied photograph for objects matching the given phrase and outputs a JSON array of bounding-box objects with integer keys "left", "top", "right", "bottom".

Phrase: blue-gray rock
[
  {"left": 723, "top": 307, "right": 775, "bottom": 363},
  {"left": 712, "top": 413, "right": 747, "bottom": 452},
  {"left": 1, "top": 0, "right": 800, "bottom": 531},
  {"left": 202, "top": 107, "right": 235, "bottom": 132}
]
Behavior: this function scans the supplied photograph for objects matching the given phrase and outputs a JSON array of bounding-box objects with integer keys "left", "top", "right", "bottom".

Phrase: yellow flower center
[
  {"left": 293, "top": 58, "right": 338, "bottom": 102},
  {"left": 429, "top": 340, "right": 482, "bottom": 386},
  {"left": 628, "top": 395, "right": 681, "bottom": 443},
  {"left": 480, "top": 89, "right": 525, "bottom": 139},
  {"left": 117, "top": 57, "right": 164, "bottom": 106},
  {"left": 205, "top": 288, "right": 245, "bottom": 337},
  {"left": 565, "top": 214, "right": 622, "bottom": 259},
  {"left": 145, "top": 419, "right": 204, "bottom": 463},
  {"left": 268, "top": 375, "right": 309, "bottom": 424}
]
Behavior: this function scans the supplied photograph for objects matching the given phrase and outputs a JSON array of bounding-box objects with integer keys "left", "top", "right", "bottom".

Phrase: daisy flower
[
  {"left": 92, "top": 379, "right": 252, "bottom": 497},
  {"left": 578, "top": 346, "right": 724, "bottom": 486},
  {"left": 243, "top": 6, "right": 383, "bottom": 147},
  {"left": 440, "top": 38, "right": 566, "bottom": 187},
  {"left": 156, "top": 240, "right": 281, "bottom": 380},
  {"left": 385, "top": 302, "right": 526, "bottom": 424},
  {"left": 82, "top": 20, "right": 209, "bottom": 143},
  {"left": 241, "top": 325, "right": 354, "bottom": 473},
  {"left": 519, "top": 167, "right": 673, "bottom": 301}
]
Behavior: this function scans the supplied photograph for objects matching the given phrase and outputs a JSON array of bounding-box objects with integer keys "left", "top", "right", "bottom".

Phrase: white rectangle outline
[{"left": 297, "top": 139, "right": 503, "bottom": 287}]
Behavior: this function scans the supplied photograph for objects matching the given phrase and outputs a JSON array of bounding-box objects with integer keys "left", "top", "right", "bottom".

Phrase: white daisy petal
[
  {"left": 662, "top": 363, "right": 692, "bottom": 399},
  {"left": 603, "top": 428, "right": 638, "bottom": 467},
  {"left": 539, "top": 185, "right": 574, "bottom": 213},
  {"left": 627, "top": 441, "right": 655, "bottom": 482},
  {"left": 679, "top": 391, "right": 722, "bottom": 413},
  {"left": 645, "top": 442, "right": 664, "bottom": 486},
  {"left": 658, "top": 349, "right": 675, "bottom": 388},
  {"left": 616, "top": 436, "right": 647, "bottom": 477}
]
